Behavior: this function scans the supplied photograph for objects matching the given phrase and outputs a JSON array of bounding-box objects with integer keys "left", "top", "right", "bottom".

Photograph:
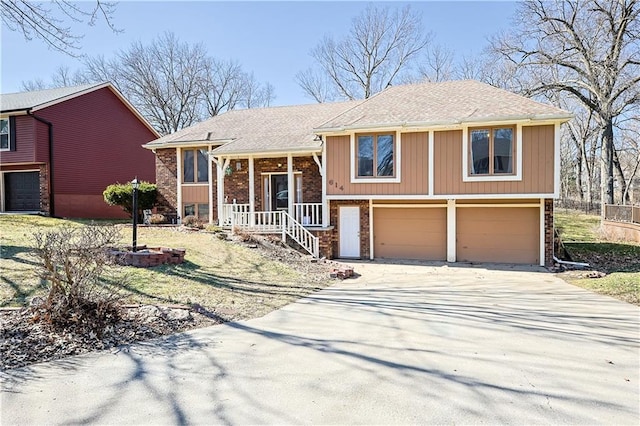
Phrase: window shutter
[{"left": 9, "top": 116, "right": 16, "bottom": 151}]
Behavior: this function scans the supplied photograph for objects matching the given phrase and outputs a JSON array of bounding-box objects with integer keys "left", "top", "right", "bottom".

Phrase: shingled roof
[
  {"left": 144, "top": 100, "right": 361, "bottom": 155},
  {"left": 1, "top": 83, "right": 108, "bottom": 113},
  {"left": 0, "top": 82, "right": 160, "bottom": 137},
  {"left": 315, "top": 80, "right": 572, "bottom": 131},
  {"left": 144, "top": 80, "right": 571, "bottom": 155}
]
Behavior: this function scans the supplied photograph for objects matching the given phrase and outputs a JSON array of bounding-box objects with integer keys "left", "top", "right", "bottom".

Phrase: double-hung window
[
  {"left": 469, "top": 126, "right": 514, "bottom": 175},
  {"left": 183, "top": 148, "right": 209, "bottom": 183},
  {"left": 0, "top": 118, "right": 9, "bottom": 151},
  {"left": 356, "top": 133, "right": 395, "bottom": 178}
]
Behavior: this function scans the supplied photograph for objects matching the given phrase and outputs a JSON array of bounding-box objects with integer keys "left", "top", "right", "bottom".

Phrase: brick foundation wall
[
  {"left": 39, "top": 164, "right": 50, "bottom": 215},
  {"left": 545, "top": 198, "right": 554, "bottom": 266},
  {"left": 329, "top": 200, "right": 370, "bottom": 259},
  {"left": 155, "top": 149, "right": 178, "bottom": 215},
  {"left": 309, "top": 228, "right": 334, "bottom": 259}
]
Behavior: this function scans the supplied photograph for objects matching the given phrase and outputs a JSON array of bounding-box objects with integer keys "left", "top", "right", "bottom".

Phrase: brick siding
[
  {"left": 39, "top": 164, "right": 50, "bottom": 215},
  {"left": 222, "top": 156, "right": 322, "bottom": 212},
  {"left": 155, "top": 148, "right": 177, "bottom": 215},
  {"left": 329, "top": 200, "right": 370, "bottom": 259},
  {"left": 545, "top": 198, "right": 554, "bottom": 266},
  {"left": 309, "top": 228, "right": 334, "bottom": 259}
]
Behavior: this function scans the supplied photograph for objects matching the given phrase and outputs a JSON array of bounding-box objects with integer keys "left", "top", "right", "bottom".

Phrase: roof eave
[
  {"left": 315, "top": 113, "right": 573, "bottom": 133},
  {"left": 0, "top": 108, "right": 31, "bottom": 115},
  {"left": 210, "top": 146, "right": 323, "bottom": 157},
  {"left": 143, "top": 139, "right": 233, "bottom": 150},
  {"left": 29, "top": 82, "right": 110, "bottom": 112}
]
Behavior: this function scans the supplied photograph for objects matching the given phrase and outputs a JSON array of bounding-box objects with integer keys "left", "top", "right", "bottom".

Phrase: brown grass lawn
[{"left": 0, "top": 215, "right": 332, "bottom": 320}]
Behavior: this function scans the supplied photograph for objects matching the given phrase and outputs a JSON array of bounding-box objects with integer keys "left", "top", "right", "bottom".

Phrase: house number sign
[{"left": 328, "top": 179, "right": 344, "bottom": 191}]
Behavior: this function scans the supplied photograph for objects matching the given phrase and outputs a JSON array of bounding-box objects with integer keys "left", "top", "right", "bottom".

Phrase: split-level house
[
  {"left": 144, "top": 80, "right": 572, "bottom": 266},
  {"left": 0, "top": 83, "right": 159, "bottom": 218}
]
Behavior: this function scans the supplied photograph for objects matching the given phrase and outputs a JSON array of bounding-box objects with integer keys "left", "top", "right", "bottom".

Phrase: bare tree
[
  {"left": 1, "top": 0, "right": 119, "bottom": 56},
  {"left": 297, "top": 4, "right": 430, "bottom": 101},
  {"left": 296, "top": 68, "right": 337, "bottom": 103},
  {"left": 114, "top": 32, "right": 209, "bottom": 134},
  {"left": 22, "top": 65, "right": 90, "bottom": 91},
  {"left": 22, "top": 32, "right": 275, "bottom": 135},
  {"left": 242, "top": 74, "right": 275, "bottom": 109},
  {"left": 200, "top": 60, "right": 275, "bottom": 116},
  {"left": 20, "top": 78, "right": 48, "bottom": 91},
  {"left": 491, "top": 0, "right": 640, "bottom": 206},
  {"left": 418, "top": 44, "right": 455, "bottom": 82}
]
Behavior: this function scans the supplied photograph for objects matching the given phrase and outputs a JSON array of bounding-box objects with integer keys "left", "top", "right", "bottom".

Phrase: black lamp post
[{"left": 131, "top": 177, "right": 139, "bottom": 252}]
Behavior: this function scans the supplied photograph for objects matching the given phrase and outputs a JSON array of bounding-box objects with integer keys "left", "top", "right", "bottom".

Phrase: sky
[{"left": 1, "top": 1, "right": 518, "bottom": 106}]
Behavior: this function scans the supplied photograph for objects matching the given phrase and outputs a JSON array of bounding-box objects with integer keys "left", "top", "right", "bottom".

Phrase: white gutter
[
  {"left": 314, "top": 113, "right": 573, "bottom": 134},
  {"left": 143, "top": 139, "right": 233, "bottom": 150},
  {"left": 211, "top": 147, "right": 323, "bottom": 158}
]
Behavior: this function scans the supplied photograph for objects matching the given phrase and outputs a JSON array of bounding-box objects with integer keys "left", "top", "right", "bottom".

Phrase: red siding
[
  {"left": 0, "top": 115, "right": 41, "bottom": 164},
  {"left": 34, "top": 87, "right": 157, "bottom": 218}
]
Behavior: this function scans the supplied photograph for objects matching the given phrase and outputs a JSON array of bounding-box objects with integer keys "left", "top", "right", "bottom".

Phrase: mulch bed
[{"left": 0, "top": 304, "right": 222, "bottom": 371}]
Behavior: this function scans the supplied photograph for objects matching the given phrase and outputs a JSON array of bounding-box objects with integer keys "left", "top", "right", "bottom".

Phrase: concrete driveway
[{"left": 2, "top": 261, "right": 639, "bottom": 425}]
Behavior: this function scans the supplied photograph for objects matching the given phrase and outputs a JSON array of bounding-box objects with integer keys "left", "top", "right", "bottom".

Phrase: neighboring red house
[{"left": 0, "top": 83, "right": 159, "bottom": 218}]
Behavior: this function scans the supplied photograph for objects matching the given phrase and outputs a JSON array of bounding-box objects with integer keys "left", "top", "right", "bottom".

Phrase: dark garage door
[{"left": 5, "top": 172, "right": 40, "bottom": 211}]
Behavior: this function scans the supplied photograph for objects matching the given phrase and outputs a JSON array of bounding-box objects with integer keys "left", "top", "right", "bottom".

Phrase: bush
[
  {"left": 32, "top": 225, "right": 127, "bottom": 335},
  {"left": 103, "top": 181, "right": 157, "bottom": 218},
  {"left": 149, "top": 213, "right": 166, "bottom": 224},
  {"left": 205, "top": 224, "right": 222, "bottom": 233},
  {"left": 233, "top": 226, "right": 259, "bottom": 243},
  {"left": 182, "top": 215, "right": 203, "bottom": 228}
]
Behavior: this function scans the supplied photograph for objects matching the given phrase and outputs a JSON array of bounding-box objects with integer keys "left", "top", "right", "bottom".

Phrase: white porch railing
[
  {"left": 221, "top": 203, "right": 250, "bottom": 227},
  {"left": 232, "top": 210, "right": 282, "bottom": 233},
  {"left": 223, "top": 203, "right": 323, "bottom": 227},
  {"left": 293, "top": 203, "right": 322, "bottom": 226},
  {"left": 231, "top": 210, "right": 319, "bottom": 258},
  {"left": 282, "top": 211, "right": 320, "bottom": 258}
]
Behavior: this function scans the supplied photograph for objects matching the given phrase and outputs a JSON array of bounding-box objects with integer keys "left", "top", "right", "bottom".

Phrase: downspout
[
  {"left": 552, "top": 256, "right": 590, "bottom": 268},
  {"left": 28, "top": 111, "right": 55, "bottom": 217}
]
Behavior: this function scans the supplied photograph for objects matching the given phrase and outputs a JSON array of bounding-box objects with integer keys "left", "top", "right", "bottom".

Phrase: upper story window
[
  {"left": 357, "top": 133, "right": 395, "bottom": 178},
  {"left": 0, "top": 118, "right": 9, "bottom": 151},
  {"left": 183, "top": 148, "right": 209, "bottom": 183},
  {"left": 469, "top": 126, "right": 514, "bottom": 175}
]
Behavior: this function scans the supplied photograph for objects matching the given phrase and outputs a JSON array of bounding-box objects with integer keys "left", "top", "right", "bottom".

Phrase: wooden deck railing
[{"left": 604, "top": 204, "right": 640, "bottom": 224}]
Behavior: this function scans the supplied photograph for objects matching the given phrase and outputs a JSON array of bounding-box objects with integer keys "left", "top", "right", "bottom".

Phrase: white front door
[{"left": 339, "top": 206, "right": 360, "bottom": 258}]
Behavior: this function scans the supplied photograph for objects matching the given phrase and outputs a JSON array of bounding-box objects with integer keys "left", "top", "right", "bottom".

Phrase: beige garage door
[
  {"left": 374, "top": 208, "right": 447, "bottom": 260},
  {"left": 457, "top": 207, "right": 539, "bottom": 264}
]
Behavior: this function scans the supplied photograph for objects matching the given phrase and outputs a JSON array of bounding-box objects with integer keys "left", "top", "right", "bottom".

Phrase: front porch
[{"left": 211, "top": 153, "right": 330, "bottom": 258}]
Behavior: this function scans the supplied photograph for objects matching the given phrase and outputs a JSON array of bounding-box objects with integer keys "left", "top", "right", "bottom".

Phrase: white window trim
[
  {"left": 260, "top": 171, "right": 302, "bottom": 211},
  {"left": 350, "top": 132, "right": 401, "bottom": 183},
  {"left": 0, "top": 118, "right": 10, "bottom": 152},
  {"left": 462, "top": 124, "right": 522, "bottom": 182}
]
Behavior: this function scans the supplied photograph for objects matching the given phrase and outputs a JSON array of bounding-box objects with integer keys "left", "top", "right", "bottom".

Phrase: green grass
[
  {"left": 554, "top": 210, "right": 601, "bottom": 242},
  {"left": 0, "top": 215, "right": 329, "bottom": 319},
  {"left": 555, "top": 210, "right": 639, "bottom": 305}
]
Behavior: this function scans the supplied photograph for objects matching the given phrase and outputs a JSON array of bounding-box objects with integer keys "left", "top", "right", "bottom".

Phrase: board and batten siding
[
  {"left": 182, "top": 185, "right": 209, "bottom": 203},
  {"left": 326, "top": 132, "right": 429, "bottom": 196},
  {"left": 434, "top": 125, "right": 555, "bottom": 195}
]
